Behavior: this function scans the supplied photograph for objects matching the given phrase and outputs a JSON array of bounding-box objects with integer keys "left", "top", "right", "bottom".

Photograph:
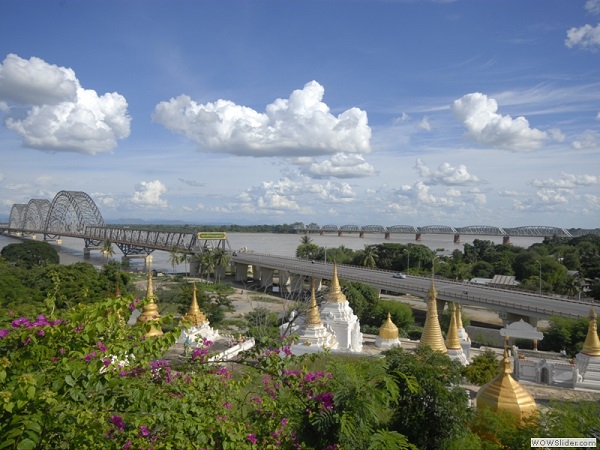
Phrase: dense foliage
[{"left": 1, "top": 241, "right": 59, "bottom": 268}]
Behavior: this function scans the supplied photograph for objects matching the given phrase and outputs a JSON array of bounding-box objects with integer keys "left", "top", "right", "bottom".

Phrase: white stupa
[
  {"left": 446, "top": 303, "right": 468, "bottom": 366},
  {"left": 320, "top": 263, "right": 363, "bottom": 352},
  {"left": 574, "top": 307, "right": 600, "bottom": 391},
  {"left": 375, "top": 313, "right": 401, "bottom": 348},
  {"left": 290, "top": 282, "right": 339, "bottom": 355}
]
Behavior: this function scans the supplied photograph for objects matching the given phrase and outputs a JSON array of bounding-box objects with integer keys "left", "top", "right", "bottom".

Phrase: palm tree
[
  {"left": 168, "top": 246, "right": 183, "bottom": 274},
  {"left": 102, "top": 240, "right": 115, "bottom": 261},
  {"left": 362, "top": 245, "right": 378, "bottom": 269},
  {"left": 213, "top": 248, "right": 230, "bottom": 283},
  {"left": 300, "top": 235, "right": 313, "bottom": 245}
]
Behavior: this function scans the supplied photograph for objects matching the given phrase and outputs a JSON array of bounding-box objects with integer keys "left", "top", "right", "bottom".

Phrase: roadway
[{"left": 231, "top": 252, "right": 596, "bottom": 321}]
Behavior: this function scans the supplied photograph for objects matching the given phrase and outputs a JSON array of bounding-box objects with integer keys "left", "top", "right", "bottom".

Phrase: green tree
[
  {"left": 296, "top": 243, "right": 320, "bottom": 260},
  {"left": 102, "top": 240, "right": 115, "bottom": 261},
  {"left": 384, "top": 346, "right": 471, "bottom": 450},
  {"left": 212, "top": 248, "right": 230, "bottom": 283},
  {"left": 1, "top": 241, "right": 59, "bottom": 268},
  {"left": 461, "top": 349, "right": 499, "bottom": 385},
  {"left": 362, "top": 245, "right": 378, "bottom": 269},
  {"left": 168, "top": 246, "right": 183, "bottom": 273}
]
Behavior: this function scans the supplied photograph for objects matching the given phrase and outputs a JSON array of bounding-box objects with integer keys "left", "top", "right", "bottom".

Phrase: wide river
[{"left": 0, "top": 231, "right": 544, "bottom": 273}]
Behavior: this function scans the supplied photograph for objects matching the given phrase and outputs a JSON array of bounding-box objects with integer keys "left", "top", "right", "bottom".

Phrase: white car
[{"left": 393, "top": 273, "right": 406, "bottom": 279}]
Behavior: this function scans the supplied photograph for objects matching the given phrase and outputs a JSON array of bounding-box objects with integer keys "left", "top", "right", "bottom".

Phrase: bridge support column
[
  {"left": 234, "top": 263, "right": 249, "bottom": 281},
  {"left": 385, "top": 232, "right": 390, "bottom": 240},
  {"left": 454, "top": 233, "right": 460, "bottom": 244},
  {"left": 310, "top": 277, "right": 323, "bottom": 291},
  {"left": 251, "top": 265, "right": 259, "bottom": 281},
  {"left": 320, "top": 231, "right": 324, "bottom": 236},
  {"left": 280, "top": 272, "right": 305, "bottom": 294},
  {"left": 416, "top": 233, "right": 422, "bottom": 241},
  {"left": 359, "top": 231, "right": 364, "bottom": 238},
  {"left": 503, "top": 236, "right": 511, "bottom": 245},
  {"left": 498, "top": 312, "right": 539, "bottom": 328},
  {"left": 83, "top": 248, "right": 91, "bottom": 258},
  {"left": 338, "top": 231, "right": 343, "bottom": 237},
  {"left": 259, "top": 268, "right": 274, "bottom": 288}
]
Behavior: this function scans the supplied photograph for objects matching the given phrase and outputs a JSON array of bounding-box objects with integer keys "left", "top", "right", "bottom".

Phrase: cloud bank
[
  {"left": 452, "top": 92, "right": 548, "bottom": 151},
  {"left": 152, "top": 81, "right": 372, "bottom": 157},
  {"left": 0, "top": 54, "right": 131, "bottom": 154}
]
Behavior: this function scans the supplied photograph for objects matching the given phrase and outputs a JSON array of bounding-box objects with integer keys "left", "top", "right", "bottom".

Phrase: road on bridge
[{"left": 232, "top": 253, "right": 596, "bottom": 320}]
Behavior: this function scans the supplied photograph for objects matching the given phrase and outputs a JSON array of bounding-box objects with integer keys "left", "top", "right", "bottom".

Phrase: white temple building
[
  {"left": 289, "top": 283, "right": 339, "bottom": 356},
  {"left": 319, "top": 263, "right": 363, "bottom": 353},
  {"left": 176, "top": 283, "right": 219, "bottom": 346}
]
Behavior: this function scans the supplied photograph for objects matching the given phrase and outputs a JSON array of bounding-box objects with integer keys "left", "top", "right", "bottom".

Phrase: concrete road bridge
[{"left": 231, "top": 252, "right": 596, "bottom": 325}]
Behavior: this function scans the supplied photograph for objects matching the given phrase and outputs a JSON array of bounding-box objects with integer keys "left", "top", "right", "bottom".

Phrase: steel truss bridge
[
  {"left": 295, "top": 223, "right": 599, "bottom": 243},
  {"left": 1, "top": 190, "right": 598, "bottom": 256},
  {"left": 0, "top": 191, "right": 222, "bottom": 257}
]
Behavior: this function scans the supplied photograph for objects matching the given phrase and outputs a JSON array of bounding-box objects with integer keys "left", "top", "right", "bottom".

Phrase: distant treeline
[{"left": 109, "top": 223, "right": 304, "bottom": 233}]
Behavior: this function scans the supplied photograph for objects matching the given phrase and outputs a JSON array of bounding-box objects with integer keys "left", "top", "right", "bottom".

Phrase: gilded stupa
[
  {"left": 375, "top": 312, "right": 401, "bottom": 348},
  {"left": 446, "top": 303, "right": 468, "bottom": 365},
  {"left": 476, "top": 338, "right": 537, "bottom": 422},
  {"left": 290, "top": 280, "right": 339, "bottom": 355},
  {"left": 320, "top": 263, "right": 363, "bottom": 352},
  {"left": 418, "top": 281, "right": 447, "bottom": 353},
  {"left": 182, "top": 284, "right": 208, "bottom": 326},
  {"left": 581, "top": 307, "right": 600, "bottom": 357},
  {"left": 136, "top": 271, "right": 163, "bottom": 337},
  {"left": 176, "top": 283, "right": 218, "bottom": 345},
  {"left": 574, "top": 307, "right": 600, "bottom": 390}
]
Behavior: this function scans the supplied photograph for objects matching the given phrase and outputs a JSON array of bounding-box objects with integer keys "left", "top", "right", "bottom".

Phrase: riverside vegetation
[{"left": 1, "top": 240, "right": 599, "bottom": 449}]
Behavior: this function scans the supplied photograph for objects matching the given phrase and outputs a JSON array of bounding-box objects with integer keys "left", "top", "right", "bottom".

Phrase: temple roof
[
  {"left": 476, "top": 339, "right": 537, "bottom": 422},
  {"left": 581, "top": 307, "right": 600, "bottom": 357},
  {"left": 379, "top": 312, "right": 399, "bottom": 340},
  {"left": 419, "top": 281, "right": 447, "bottom": 353}
]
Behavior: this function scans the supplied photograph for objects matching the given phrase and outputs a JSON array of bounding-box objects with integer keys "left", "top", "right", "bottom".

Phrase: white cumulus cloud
[
  {"left": 531, "top": 172, "right": 599, "bottom": 188},
  {"left": 565, "top": 23, "right": 600, "bottom": 50},
  {"left": 0, "top": 54, "right": 131, "bottom": 154},
  {"left": 152, "top": 81, "right": 371, "bottom": 157},
  {"left": 303, "top": 153, "right": 377, "bottom": 179},
  {"left": 132, "top": 180, "right": 167, "bottom": 207},
  {"left": 452, "top": 92, "right": 548, "bottom": 151},
  {"left": 415, "top": 158, "right": 481, "bottom": 185}
]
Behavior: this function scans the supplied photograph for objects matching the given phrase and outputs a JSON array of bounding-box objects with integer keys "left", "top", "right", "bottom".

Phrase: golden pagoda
[
  {"left": 419, "top": 281, "right": 447, "bottom": 353},
  {"left": 476, "top": 338, "right": 537, "bottom": 422},
  {"left": 581, "top": 307, "right": 600, "bottom": 357},
  {"left": 326, "top": 262, "right": 347, "bottom": 303},
  {"left": 446, "top": 303, "right": 462, "bottom": 350},
  {"left": 181, "top": 283, "right": 208, "bottom": 327},
  {"left": 306, "top": 281, "right": 323, "bottom": 326},
  {"left": 137, "top": 271, "right": 163, "bottom": 337},
  {"left": 379, "top": 312, "right": 399, "bottom": 340}
]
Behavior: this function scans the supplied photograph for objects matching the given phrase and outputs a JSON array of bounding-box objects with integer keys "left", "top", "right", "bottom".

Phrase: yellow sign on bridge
[{"left": 197, "top": 232, "right": 227, "bottom": 240}]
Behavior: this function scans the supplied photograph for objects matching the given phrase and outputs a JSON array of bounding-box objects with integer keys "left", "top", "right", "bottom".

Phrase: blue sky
[{"left": 1, "top": 0, "right": 599, "bottom": 229}]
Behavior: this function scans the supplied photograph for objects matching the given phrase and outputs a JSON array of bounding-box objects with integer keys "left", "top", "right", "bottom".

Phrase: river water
[{"left": 0, "top": 231, "right": 544, "bottom": 273}]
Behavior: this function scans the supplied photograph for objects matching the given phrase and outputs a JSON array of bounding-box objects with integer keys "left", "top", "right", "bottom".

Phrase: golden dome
[
  {"left": 581, "top": 307, "right": 600, "bottom": 357},
  {"left": 306, "top": 281, "right": 323, "bottom": 326},
  {"left": 327, "top": 263, "right": 348, "bottom": 303},
  {"left": 379, "top": 312, "right": 399, "bottom": 340},
  {"left": 419, "top": 281, "right": 447, "bottom": 353},
  {"left": 446, "top": 303, "right": 462, "bottom": 350},
  {"left": 181, "top": 283, "right": 208, "bottom": 326},
  {"left": 476, "top": 342, "right": 537, "bottom": 422}
]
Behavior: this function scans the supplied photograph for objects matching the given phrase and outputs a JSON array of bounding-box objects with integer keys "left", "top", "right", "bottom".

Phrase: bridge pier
[
  {"left": 454, "top": 233, "right": 460, "bottom": 244},
  {"left": 259, "top": 267, "right": 275, "bottom": 288},
  {"left": 384, "top": 232, "right": 390, "bottom": 240},
  {"left": 359, "top": 231, "right": 364, "bottom": 238},
  {"left": 280, "top": 271, "right": 305, "bottom": 294},
  {"left": 233, "top": 263, "right": 249, "bottom": 281},
  {"left": 503, "top": 236, "right": 511, "bottom": 245},
  {"left": 338, "top": 231, "right": 343, "bottom": 237},
  {"left": 416, "top": 233, "right": 422, "bottom": 241}
]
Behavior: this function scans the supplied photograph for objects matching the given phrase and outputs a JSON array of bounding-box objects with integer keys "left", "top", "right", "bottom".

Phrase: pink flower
[
  {"left": 122, "top": 441, "right": 132, "bottom": 449},
  {"left": 139, "top": 425, "right": 151, "bottom": 437},
  {"left": 246, "top": 434, "right": 257, "bottom": 444},
  {"left": 224, "top": 402, "right": 231, "bottom": 409},
  {"left": 0, "top": 329, "right": 9, "bottom": 338},
  {"left": 97, "top": 341, "right": 108, "bottom": 352},
  {"left": 110, "top": 415, "right": 125, "bottom": 430}
]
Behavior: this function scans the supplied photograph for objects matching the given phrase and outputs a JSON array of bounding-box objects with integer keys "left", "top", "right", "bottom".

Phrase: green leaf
[
  {"left": 16, "top": 438, "right": 36, "bottom": 450},
  {"left": 65, "top": 375, "right": 75, "bottom": 387},
  {"left": 0, "top": 439, "right": 15, "bottom": 449}
]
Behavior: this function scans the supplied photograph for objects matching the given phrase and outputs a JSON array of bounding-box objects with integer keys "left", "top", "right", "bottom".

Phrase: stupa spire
[
  {"left": 581, "top": 307, "right": 600, "bottom": 357},
  {"left": 327, "top": 262, "right": 347, "bottom": 303},
  {"left": 379, "top": 312, "right": 399, "bottom": 340},
  {"left": 182, "top": 283, "right": 208, "bottom": 327},
  {"left": 306, "top": 281, "right": 323, "bottom": 326},
  {"left": 419, "top": 280, "right": 447, "bottom": 353},
  {"left": 446, "top": 303, "right": 462, "bottom": 350},
  {"left": 137, "top": 271, "right": 163, "bottom": 337}
]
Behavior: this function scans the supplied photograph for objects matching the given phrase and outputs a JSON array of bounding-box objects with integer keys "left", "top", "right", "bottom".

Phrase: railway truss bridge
[{"left": 0, "top": 191, "right": 226, "bottom": 264}]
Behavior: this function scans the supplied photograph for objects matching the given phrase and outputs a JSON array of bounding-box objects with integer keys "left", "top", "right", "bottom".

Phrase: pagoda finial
[
  {"left": 581, "top": 307, "right": 600, "bottom": 356},
  {"left": 182, "top": 283, "right": 208, "bottom": 327},
  {"left": 327, "top": 262, "right": 347, "bottom": 303},
  {"left": 306, "top": 279, "right": 323, "bottom": 326},
  {"left": 146, "top": 270, "right": 155, "bottom": 301},
  {"left": 455, "top": 303, "right": 464, "bottom": 329},
  {"left": 446, "top": 303, "right": 462, "bottom": 350},
  {"left": 419, "top": 280, "right": 447, "bottom": 353},
  {"left": 137, "top": 271, "right": 163, "bottom": 337}
]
